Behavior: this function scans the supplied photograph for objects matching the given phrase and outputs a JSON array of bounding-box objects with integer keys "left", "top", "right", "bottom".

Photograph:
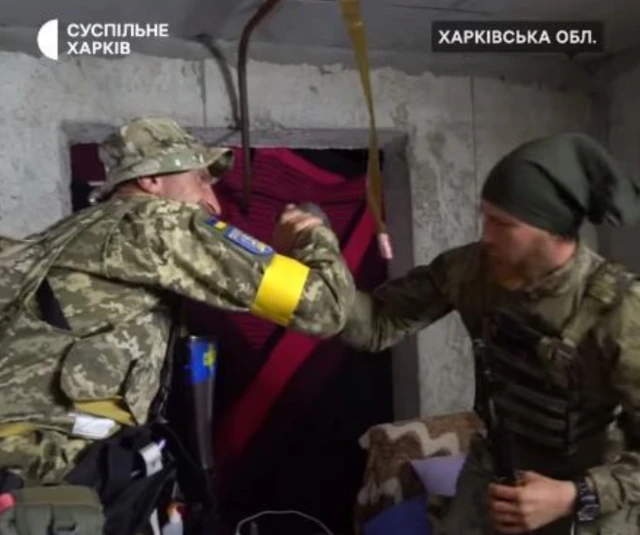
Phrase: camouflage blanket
[{"left": 354, "top": 411, "right": 484, "bottom": 534}]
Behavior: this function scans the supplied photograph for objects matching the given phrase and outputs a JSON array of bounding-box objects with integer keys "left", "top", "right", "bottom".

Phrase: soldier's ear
[{"left": 136, "top": 176, "right": 163, "bottom": 194}]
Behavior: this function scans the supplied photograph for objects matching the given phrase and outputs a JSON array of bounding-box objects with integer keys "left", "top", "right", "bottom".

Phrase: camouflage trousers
[
  {"left": 0, "top": 430, "right": 91, "bottom": 485},
  {"left": 432, "top": 433, "right": 640, "bottom": 535}
]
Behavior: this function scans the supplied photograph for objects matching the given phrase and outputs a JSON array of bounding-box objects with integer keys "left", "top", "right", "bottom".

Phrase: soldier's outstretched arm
[
  {"left": 104, "top": 202, "right": 355, "bottom": 337},
  {"left": 587, "top": 282, "right": 640, "bottom": 514},
  {"left": 339, "top": 246, "right": 469, "bottom": 352}
]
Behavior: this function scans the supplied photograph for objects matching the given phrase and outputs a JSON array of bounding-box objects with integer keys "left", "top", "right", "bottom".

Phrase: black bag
[{"left": 64, "top": 424, "right": 177, "bottom": 535}]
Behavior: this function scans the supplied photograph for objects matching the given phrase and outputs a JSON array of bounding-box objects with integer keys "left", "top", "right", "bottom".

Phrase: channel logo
[
  {"left": 37, "top": 18, "right": 59, "bottom": 60},
  {"left": 36, "top": 19, "right": 169, "bottom": 59}
]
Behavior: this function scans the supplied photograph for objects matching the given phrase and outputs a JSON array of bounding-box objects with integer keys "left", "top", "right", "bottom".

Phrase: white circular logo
[{"left": 37, "top": 19, "right": 59, "bottom": 60}]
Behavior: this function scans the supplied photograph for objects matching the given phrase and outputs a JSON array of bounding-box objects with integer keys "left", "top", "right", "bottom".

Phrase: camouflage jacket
[
  {"left": 341, "top": 241, "right": 640, "bottom": 517},
  {"left": 0, "top": 196, "right": 355, "bottom": 434}
]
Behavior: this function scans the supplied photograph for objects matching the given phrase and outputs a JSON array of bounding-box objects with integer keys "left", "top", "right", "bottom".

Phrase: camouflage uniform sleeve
[
  {"left": 103, "top": 202, "right": 355, "bottom": 338},
  {"left": 0, "top": 235, "right": 30, "bottom": 253},
  {"left": 587, "top": 282, "right": 640, "bottom": 514},
  {"left": 339, "top": 247, "right": 466, "bottom": 352}
]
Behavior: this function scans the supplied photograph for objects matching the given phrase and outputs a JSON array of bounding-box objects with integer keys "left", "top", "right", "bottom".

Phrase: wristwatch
[{"left": 573, "top": 476, "right": 600, "bottom": 523}]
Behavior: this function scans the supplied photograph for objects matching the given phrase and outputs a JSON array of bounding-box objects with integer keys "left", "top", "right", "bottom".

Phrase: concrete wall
[
  {"left": 0, "top": 50, "right": 593, "bottom": 418},
  {"left": 603, "top": 61, "right": 640, "bottom": 272}
]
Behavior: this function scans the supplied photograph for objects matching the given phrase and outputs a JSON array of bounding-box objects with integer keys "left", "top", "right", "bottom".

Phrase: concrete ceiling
[
  {"left": 219, "top": 0, "right": 640, "bottom": 56},
  {"left": 1, "top": 0, "right": 639, "bottom": 79},
  {"left": 2, "top": 0, "right": 639, "bottom": 53}
]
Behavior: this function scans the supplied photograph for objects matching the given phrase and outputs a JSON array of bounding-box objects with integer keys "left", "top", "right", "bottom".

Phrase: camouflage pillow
[{"left": 353, "top": 411, "right": 484, "bottom": 534}]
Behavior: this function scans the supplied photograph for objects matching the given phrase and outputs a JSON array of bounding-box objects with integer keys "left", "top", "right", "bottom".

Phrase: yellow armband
[{"left": 250, "top": 254, "right": 310, "bottom": 326}]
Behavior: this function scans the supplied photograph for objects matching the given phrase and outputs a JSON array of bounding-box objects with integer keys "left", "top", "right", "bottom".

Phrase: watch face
[{"left": 577, "top": 503, "right": 600, "bottom": 523}]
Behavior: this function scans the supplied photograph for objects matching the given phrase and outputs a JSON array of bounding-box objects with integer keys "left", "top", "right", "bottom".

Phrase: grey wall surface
[
  {"left": 604, "top": 62, "right": 640, "bottom": 272},
  {"left": 0, "top": 50, "right": 593, "bottom": 418}
]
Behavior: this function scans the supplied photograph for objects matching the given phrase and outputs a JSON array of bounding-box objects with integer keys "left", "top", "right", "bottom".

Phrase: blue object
[
  {"left": 184, "top": 336, "right": 218, "bottom": 384},
  {"left": 223, "top": 226, "right": 274, "bottom": 256},
  {"left": 410, "top": 454, "right": 466, "bottom": 497},
  {"left": 363, "top": 495, "right": 431, "bottom": 535}
]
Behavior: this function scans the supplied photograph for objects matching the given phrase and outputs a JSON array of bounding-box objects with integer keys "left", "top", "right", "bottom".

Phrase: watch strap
[{"left": 573, "top": 476, "right": 599, "bottom": 523}]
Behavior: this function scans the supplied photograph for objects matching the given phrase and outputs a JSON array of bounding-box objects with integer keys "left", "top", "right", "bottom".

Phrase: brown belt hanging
[{"left": 339, "top": 0, "right": 393, "bottom": 260}]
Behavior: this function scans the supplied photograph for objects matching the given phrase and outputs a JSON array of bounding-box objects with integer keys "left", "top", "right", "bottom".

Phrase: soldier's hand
[
  {"left": 273, "top": 204, "right": 324, "bottom": 254},
  {"left": 488, "top": 471, "right": 577, "bottom": 533}
]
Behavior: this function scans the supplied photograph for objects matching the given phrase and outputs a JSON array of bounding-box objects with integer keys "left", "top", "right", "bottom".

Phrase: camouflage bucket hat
[{"left": 89, "top": 116, "right": 234, "bottom": 203}]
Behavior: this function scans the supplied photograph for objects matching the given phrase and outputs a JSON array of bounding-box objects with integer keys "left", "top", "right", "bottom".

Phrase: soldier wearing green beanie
[
  {"left": 482, "top": 132, "right": 640, "bottom": 236},
  {"left": 341, "top": 133, "right": 640, "bottom": 534}
]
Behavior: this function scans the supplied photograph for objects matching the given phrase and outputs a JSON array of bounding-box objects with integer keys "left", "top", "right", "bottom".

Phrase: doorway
[{"left": 70, "top": 142, "right": 394, "bottom": 534}]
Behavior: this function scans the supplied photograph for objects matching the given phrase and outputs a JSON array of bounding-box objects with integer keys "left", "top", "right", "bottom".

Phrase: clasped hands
[{"left": 272, "top": 203, "right": 324, "bottom": 254}]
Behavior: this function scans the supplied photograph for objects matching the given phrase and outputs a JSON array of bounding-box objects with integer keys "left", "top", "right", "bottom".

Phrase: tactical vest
[
  {"left": 0, "top": 199, "right": 173, "bottom": 438},
  {"left": 473, "top": 261, "right": 636, "bottom": 479}
]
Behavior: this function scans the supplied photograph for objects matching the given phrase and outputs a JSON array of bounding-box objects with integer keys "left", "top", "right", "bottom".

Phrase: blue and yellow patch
[
  {"left": 187, "top": 337, "right": 217, "bottom": 384},
  {"left": 206, "top": 216, "right": 228, "bottom": 231},
  {"left": 206, "top": 217, "right": 273, "bottom": 256},
  {"left": 224, "top": 227, "right": 273, "bottom": 256}
]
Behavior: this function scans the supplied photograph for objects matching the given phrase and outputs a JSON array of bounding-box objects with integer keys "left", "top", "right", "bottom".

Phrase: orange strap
[{"left": 339, "top": 0, "right": 393, "bottom": 260}]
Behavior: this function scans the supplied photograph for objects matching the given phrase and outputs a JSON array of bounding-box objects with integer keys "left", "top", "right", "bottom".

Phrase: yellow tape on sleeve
[
  {"left": 250, "top": 254, "right": 311, "bottom": 326},
  {"left": 0, "top": 399, "right": 135, "bottom": 438},
  {"left": 74, "top": 399, "right": 136, "bottom": 426}
]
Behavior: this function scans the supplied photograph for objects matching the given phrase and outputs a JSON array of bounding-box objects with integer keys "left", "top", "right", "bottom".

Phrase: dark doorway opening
[{"left": 70, "top": 143, "right": 393, "bottom": 535}]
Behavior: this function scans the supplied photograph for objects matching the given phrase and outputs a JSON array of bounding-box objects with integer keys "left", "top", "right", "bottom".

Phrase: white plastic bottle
[{"left": 161, "top": 505, "right": 183, "bottom": 535}]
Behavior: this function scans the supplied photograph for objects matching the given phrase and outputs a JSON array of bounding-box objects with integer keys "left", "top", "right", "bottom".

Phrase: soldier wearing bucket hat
[
  {"left": 88, "top": 117, "right": 234, "bottom": 204},
  {"left": 0, "top": 116, "right": 355, "bottom": 492}
]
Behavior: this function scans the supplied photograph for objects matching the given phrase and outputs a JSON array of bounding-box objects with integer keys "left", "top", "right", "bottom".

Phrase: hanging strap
[{"left": 339, "top": 0, "right": 393, "bottom": 260}]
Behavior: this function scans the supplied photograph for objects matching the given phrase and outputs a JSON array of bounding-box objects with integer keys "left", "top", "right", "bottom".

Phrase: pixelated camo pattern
[
  {"left": 0, "top": 200, "right": 166, "bottom": 436},
  {"left": 0, "top": 194, "right": 354, "bottom": 446},
  {"left": 93, "top": 116, "right": 233, "bottom": 201}
]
